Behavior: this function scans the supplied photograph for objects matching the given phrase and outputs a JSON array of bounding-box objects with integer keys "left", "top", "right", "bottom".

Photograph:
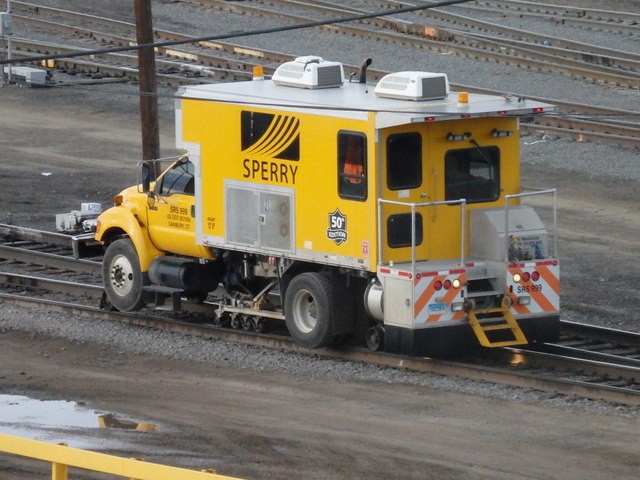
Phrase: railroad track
[
  {"left": 205, "top": 0, "right": 640, "bottom": 83},
  {"left": 470, "top": 0, "right": 640, "bottom": 35},
  {"left": 8, "top": 0, "right": 640, "bottom": 84},
  {"left": 1, "top": 223, "right": 638, "bottom": 406},
  {"left": 4, "top": 2, "right": 638, "bottom": 148}
]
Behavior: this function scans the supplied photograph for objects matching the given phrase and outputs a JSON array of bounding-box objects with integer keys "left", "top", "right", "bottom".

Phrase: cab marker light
[
  {"left": 491, "top": 128, "right": 513, "bottom": 137},
  {"left": 113, "top": 194, "right": 124, "bottom": 206},
  {"left": 447, "top": 132, "right": 471, "bottom": 141}
]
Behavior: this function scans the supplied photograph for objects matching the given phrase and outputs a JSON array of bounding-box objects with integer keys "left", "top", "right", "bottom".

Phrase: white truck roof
[{"left": 177, "top": 69, "right": 554, "bottom": 129}]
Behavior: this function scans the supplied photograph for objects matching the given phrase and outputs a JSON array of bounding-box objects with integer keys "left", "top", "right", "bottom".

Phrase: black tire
[
  {"left": 102, "top": 238, "right": 146, "bottom": 312},
  {"left": 284, "top": 272, "right": 334, "bottom": 349}
]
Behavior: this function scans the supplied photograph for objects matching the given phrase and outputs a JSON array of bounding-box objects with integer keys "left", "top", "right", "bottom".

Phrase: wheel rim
[
  {"left": 291, "top": 288, "right": 318, "bottom": 334},
  {"left": 109, "top": 253, "right": 135, "bottom": 297},
  {"left": 366, "top": 326, "right": 383, "bottom": 351}
]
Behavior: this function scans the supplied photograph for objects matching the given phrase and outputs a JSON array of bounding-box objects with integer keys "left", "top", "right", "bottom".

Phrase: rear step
[{"left": 467, "top": 298, "right": 528, "bottom": 348}]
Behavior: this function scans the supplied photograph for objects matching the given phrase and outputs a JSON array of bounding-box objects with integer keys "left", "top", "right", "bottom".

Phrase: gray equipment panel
[
  {"left": 226, "top": 182, "right": 293, "bottom": 253},
  {"left": 470, "top": 206, "right": 548, "bottom": 262}
]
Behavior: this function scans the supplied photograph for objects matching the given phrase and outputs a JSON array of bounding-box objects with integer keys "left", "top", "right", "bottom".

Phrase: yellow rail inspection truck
[{"left": 95, "top": 56, "right": 560, "bottom": 356}]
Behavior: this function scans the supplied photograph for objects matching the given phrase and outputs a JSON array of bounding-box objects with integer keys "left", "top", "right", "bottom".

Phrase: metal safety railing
[
  {"left": 504, "top": 188, "right": 557, "bottom": 262},
  {"left": 377, "top": 197, "right": 467, "bottom": 277},
  {"left": 0, "top": 433, "right": 242, "bottom": 480}
]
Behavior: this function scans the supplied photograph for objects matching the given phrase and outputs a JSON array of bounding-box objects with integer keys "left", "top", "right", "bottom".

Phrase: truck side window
[
  {"left": 387, "top": 132, "right": 422, "bottom": 190},
  {"left": 445, "top": 146, "right": 500, "bottom": 203},
  {"left": 158, "top": 159, "right": 195, "bottom": 196},
  {"left": 337, "top": 131, "right": 367, "bottom": 201}
]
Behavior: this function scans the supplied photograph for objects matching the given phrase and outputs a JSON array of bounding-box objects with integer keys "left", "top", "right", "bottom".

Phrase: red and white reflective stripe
[
  {"left": 379, "top": 267, "right": 412, "bottom": 278},
  {"left": 508, "top": 264, "right": 560, "bottom": 315},
  {"left": 413, "top": 272, "right": 467, "bottom": 324},
  {"left": 509, "top": 260, "right": 558, "bottom": 268}
]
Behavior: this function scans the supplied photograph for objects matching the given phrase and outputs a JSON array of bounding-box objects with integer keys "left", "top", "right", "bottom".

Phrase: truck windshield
[{"left": 158, "top": 159, "right": 195, "bottom": 196}]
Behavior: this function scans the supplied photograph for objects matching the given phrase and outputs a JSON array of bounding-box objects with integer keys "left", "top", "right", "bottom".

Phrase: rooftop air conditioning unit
[
  {"left": 374, "top": 71, "right": 449, "bottom": 101},
  {"left": 272, "top": 55, "right": 344, "bottom": 89}
]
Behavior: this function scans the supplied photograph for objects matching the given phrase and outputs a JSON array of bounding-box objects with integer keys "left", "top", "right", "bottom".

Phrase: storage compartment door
[
  {"left": 226, "top": 182, "right": 294, "bottom": 253},
  {"left": 259, "top": 191, "right": 293, "bottom": 252},
  {"left": 227, "top": 185, "right": 259, "bottom": 247}
]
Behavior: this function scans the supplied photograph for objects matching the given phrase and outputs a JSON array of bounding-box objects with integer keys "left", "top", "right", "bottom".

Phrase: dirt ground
[
  {"left": 1, "top": 79, "right": 640, "bottom": 479},
  {"left": 1, "top": 327, "right": 639, "bottom": 480}
]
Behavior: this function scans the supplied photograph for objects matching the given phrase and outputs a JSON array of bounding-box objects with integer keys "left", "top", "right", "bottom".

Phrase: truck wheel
[
  {"left": 102, "top": 238, "right": 146, "bottom": 312},
  {"left": 285, "top": 272, "right": 334, "bottom": 349}
]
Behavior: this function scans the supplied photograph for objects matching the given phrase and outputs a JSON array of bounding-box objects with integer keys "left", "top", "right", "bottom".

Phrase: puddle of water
[
  {"left": 0, "top": 394, "right": 156, "bottom": 448},
  {"left": 0, "top": 394, "right": 99, "bottom": 430}
]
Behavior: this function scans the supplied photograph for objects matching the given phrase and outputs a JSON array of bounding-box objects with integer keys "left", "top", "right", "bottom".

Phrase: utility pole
[
  {"left": 1, "top": 0, "right": 13, "bottom": 85},
  {"left": 134, "top": 0, "right": 160, "bottom": 166}
]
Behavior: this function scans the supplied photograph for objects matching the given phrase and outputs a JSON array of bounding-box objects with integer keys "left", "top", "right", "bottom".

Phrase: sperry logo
[{"left": 241, "top": 111, "right": 300, "bottom": 184}]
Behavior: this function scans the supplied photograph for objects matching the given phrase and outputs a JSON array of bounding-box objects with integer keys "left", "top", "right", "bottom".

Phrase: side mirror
[{"left": 140, "top": 162, "right": 151, "bottom": 193}]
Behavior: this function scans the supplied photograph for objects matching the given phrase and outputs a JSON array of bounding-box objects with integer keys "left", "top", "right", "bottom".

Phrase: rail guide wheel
[{"left": 365, "top": 325, "right": 385, "bottom": 351}]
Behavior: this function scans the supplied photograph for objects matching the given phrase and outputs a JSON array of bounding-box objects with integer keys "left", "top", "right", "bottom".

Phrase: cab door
[
  {"left": 379, "top": 127, "right": 432, "bottom": 265},
  {"left": 146, "top": 158, "right": 205, "bottom": 257}
]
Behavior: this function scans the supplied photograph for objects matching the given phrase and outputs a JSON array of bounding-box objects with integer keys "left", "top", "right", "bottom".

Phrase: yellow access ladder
[{"left": 467, "top": 297, "right": 528, "bottom": 348}]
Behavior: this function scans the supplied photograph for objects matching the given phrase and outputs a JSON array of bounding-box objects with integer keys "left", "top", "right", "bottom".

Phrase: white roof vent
[
  {"left": 272, "top": 56, "right": 344, "bottom": 89},
  {"left": 374, "top": 71, "right": 449, "bottom": 101}
]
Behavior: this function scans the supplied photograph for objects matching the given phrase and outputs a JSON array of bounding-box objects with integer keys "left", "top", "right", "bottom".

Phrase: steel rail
[
  {"left": 7, "top": 37, "right": 231, "bottom": 81},
  {"left": 531, "top": 343, "right": 640, "bottom": 369},
  {"left": 232, "top": 0, "right": 640, "bottom": 80},
  {"left": 317, "top": 0, "right": 640, "bottom": 71},
  {"left": 6, "top": 40, "right": 640, "bottom": 146},
  {"left": 562, "top": 320, "right": 640, "bottom": 345},
  {"left": 6, "top": 39, "right": 640, "bottom": 145},
  {"left": 467, "top": 9, "right": 640, "bottom": 37},
  {"left": 476, "top": 0, "right": 640, "bottom": 24},
  {"left": 0, "top": 271, "right": 103, "bottom": 298},
  {"left": 0, "top": 244, "right": 101, "bottom": 274},
  {"left": 7, "top": 42, "right": 245, "bottom": 86},
  {"left": 9, "top": 0, "right": 640, "bottom": 90},
  {"left": 540, "top": 18, "right": 638, "bottom": 37},
  {"left": 451, "top": 29, "right": 640, "bottom": 73},
  {"left": 0, "top": 291, "right": 638, "bottom": 406},
  {"left": 13, "top": 2, "right": 640, "bottom": 121},
  {"left": 9, "top": 4, "right": 640, "bottom": 125},
  {"left": 0, "top": 223, "right": 80, "bottom": 247},
  {"left": 173, "top": 0, "right": 640, "bottom": 89},
  {"left": 500, "top": 346, "right": 640, "bottom": 377},
  {"left": 519, "top": 124, "right": 640, "bottom": 149},
  {"left": 9, "top": 13, "right": 270, "bottom": 75},
  {"left": 0, "top": 228, "right": 639, "bottom": 408},
  {"left": 360, "top": 0, "right": 640, "bottom": 62}
]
